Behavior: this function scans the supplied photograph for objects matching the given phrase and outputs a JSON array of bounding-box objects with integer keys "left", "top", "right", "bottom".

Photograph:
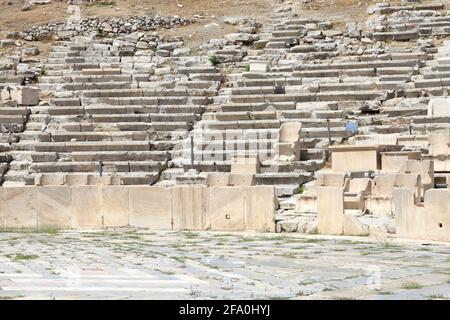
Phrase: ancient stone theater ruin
[{"left": 1, "top": 0, "right": 450, "bottom": 243}]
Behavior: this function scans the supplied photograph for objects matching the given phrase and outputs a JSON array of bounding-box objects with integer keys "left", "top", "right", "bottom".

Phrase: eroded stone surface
[{"left": 0, "top": 231, "right": 449, "bottom": 300}]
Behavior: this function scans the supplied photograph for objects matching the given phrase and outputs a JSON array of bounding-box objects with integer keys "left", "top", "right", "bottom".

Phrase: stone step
[
  {"left": 221, "top": 102, "right": 296, "bottom": 112},
  {"left": 84, "top": 96, "right": 188, "bottom": 105},
  {"left": 231, "top": 86, "right": 277, "bottom": 95},
  {"left": 33, "top": 141, "right": 162, "bottom": 152},
  {"left": 295, "top": 59, "right": 420, "bottom": 71},
  {"left": 82, "top": 88, "right": 189, "bottom": 98},
  {"left": 70, "top": 74, "right": 133, "bottom": 83},
  {"left": 45, "top": 132, "right": 173, "bottom": 145},
  {"left": 272, "top": 30, "right": 303, "bottom": 37},
  {"left": 151, "top": 122, "right": 193, "bottom": 131},
  {"left": 265, "top": 41, "right": 289, "bottom": 49},
  {"left": 381, "top": 107, "right": 427, "bottom": 117},
  {"left": 211, "top": 111, "right": 278, "bottom": 121},
  {"left": 373, "top": 30, "right": 419, "bottom": 41},
  {"left": 150, "top": 113, "right": 198, "bottom": 122},
  {"left": 28, "top": 161, "right": 165, "bottom": 174},
  {"left": 81, "top": 68, "right": 122, "bottom": 75},
  {"left": 423, "top": 72, "right": 450, "bottom": 79},
  {"left": 51, "top": 122, "right": 153, "bottom": 132},
  {"left": 230, "top": 91, "right": 393, "bottom": 103},
  {"left": 0, "top": 115, "right": 26, "bottom": 124},
  {"left": 0, "top": 107, "right": 30, "bottom": 116},
  {"left": 190, "top": 73, "right": 223, "bottom": 82},
  {"left": 414, "top": 78, "right": 450, "bottom": 88},
  {"left": 179, "top": 159, "right": 323, "bottom": 174},
  {"left": 62, "top": 82, "right": 133, "bottom": 91},
  {"left": 51, "top": 98, "right": 82, "bottom": 106},
  {"left": 178, "top": 67, "right": 219, "bottom": 74},
  {"left": 236, "top": 78, "right": 302, "bottom": 87},
  {"left": 70, "top": 151, "right": 169, "bottom": 162},
  {"left": 255, "top": 172, "right": 314, "bottom": 186}
]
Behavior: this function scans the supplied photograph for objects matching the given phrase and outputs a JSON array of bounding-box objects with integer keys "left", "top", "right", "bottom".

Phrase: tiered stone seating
[
  {"left": 0, "top": 141, "right": 11, "bottom": 184},
  {"left": 2, "top": 1, "right": 450, "bottom": 206},
  {"left": 0, "top": 104, "right": 29, "bottom": 134},
  {"left": 3, "top": 36, "right": 221, "bottom": 186},
  {"left": 371, "top": 2, "right": 449, "bottom": 40},
  {"left": 167, "top": 5, "right": 450, "bottom": 197}
]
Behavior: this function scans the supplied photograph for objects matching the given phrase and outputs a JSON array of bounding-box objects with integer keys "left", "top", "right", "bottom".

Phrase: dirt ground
[
  {"left": 0, "top": 0, "right": 439, "bottom": 58},
  {"left": 0, "top": 0, "right": 274, "bottom": 35},
  {"left": 0, "top": 0, "right": 275, "bottom": 55}
]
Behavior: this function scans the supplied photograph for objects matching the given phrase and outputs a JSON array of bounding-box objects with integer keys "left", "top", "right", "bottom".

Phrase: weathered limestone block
[
  {"left": 71, "top": 186, "right": 103, "bottom": 228},
  {"left": 129, "top": 186, "right": 172, "bottom": 229},
  {"left": 381, "top": 151, "right": 421, "bottom": 172},
  {"left": 428, "top": 132, "right": 450, "bottom": 156},
  {"left": 35, "top": 173, "right": 65, "bottom": 186},
  {"left": 317, "top": 186, "right": 344, "bottom": 235},
  {"left": 402, "top": 160, "right": 434, "bottom": 196},
  {"left": 3, "top": 187, "right": 38, "bottom": 229},
  {"left": 428, "top": 98, "right": 450, "bottom": 117},
  {"left": 249, "top": 61, "right": 268, "bottom": 73},
  {"left": 274, "top": 122, "right": 302, "bottom": 161},
  {"left": 343, "top": 178, "right": 371, "bottom": 211},
  {"left": 424, "top": 189, "right": 450, "bottom": 242},
  {"left": 329, "top": 145, "right": 400, "bottom": 172},
  {"left": 37, "top": 186, "right": 71, "bottom": 229},
  {"left": 0, "top": 188, "right": 3, "bottom": 229},
  {"left": 171, "top": 185, "right": 209, "bottom": 230},
  {"left": 317, "top": 173, "right": 347, "bottom": 186},
  {"left": 296, "top": 173, "right": 347, "bottom": 213},
  {"left": 230, "top": 156, "right": 260, "bottom": 174},
  {"left": 206, "top": 172, "right": 256, "bottom": 187},
  {"left": 208, "top": 187, "right": 245, "bottom": 231},
  {"left": 368, "top": 173, "right": 421, "bottom": 216},
  {"left": 367, "top": 174, "right": 396, "bottom": 216},
  {"left": 394, "top": 188, "right": 425, "bottom": 239},
  {"left": 64, "top": 174, "right": 89, "bottom": 186},
  {"left": 206, "top": 173, "right": 229, "bottom": 186},
  {"left": 102, "top": 186, "right": 129, "bottom": 227},
  {"left": 87, "top": 175, "right": 113, "bottom": 186},
  {"left": 244, "top": 186, "right": 276, "bottom": 232},
  {"left": 343, "top": 215, "right": 369, "bottom": 236},
  {"left": 330, "top": 145, "right": 379, "bottom": 172},
  {"left": 1, "top": 87, "right": 40, "bottom": 106},
  {"left": 228, "top": 173, "right": 256, "bottom": 186}
]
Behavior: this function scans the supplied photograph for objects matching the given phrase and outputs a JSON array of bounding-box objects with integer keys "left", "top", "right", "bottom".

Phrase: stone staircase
[
  {"left": 2, "top": 36, "right": 221, "bottom": 186},
  {"left": 1, "top": 0, "right": 450, "bottom": 201}
]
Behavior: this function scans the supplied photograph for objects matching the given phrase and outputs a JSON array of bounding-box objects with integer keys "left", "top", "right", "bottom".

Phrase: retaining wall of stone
[{"left": 0, "top": 185, "right": 277, "bottom": 232}]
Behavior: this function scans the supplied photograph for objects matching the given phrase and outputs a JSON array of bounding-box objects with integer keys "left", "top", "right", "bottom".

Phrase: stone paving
[{"left": 0, "top": 230, "right": 449, "bottom": 300}]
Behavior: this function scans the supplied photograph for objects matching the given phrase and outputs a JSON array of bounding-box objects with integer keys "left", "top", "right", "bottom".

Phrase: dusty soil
[
  {"left": 0, "top": 0, "right": 275, "bottom": 55},
  {"left": 0, "top": 0, "right": 441, "bottom": 58}
]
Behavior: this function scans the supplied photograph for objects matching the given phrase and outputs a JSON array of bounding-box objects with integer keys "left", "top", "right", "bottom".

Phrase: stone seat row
[
  {"left": 12, "top": 150, "right": 169, "bottom": 163},
  {"left": 242, "top": 67, "right": 417, "bottom": 80},
  {"left": 191, "top": 127, "right": 353, "bottom": 140},
  {"left": 79, "top": 88, "right": 194, "bottom": 98},
  {"left": 231, "top": 82, "right": 407, "bottom": 95},
  {"left": 78, "top": 96, "right": 210, "bottom": 106},
  {"left": 197, "top": 118, "right": 348, "bottom": 130},
  {"left": 204, "top": 109, "right": 347, "bottom": 121},
  {"left": 294, "top": 59, "right": 422, "bottom": 71},
  {"left": 27, "top": 160, "right": 166, "bottom": 175},
  {"left": 33, "top": 172, "right": 159, "bottom": 186},
  {"left": 19, "top": 131, "right": 170, "bottom": 143},
  {"left": 46, "top": 105, "right": 203, "bottom": 117},
  {"left": 371, "top": 3, "right": 445, "bottom": 15},
  {"left": 229, "top": 91, "right": 395, "bottom": 104}
]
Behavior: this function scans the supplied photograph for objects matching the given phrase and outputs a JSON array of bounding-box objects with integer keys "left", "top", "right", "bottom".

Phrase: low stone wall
[
  {"left": 395, "top": 188, "right": 450, "bottom": 242},
  {"left": 0, "top": 185, "right": 276, "bottom": 232},
  {"left": 316, "top": 186, "right": 450, "bottom": 241}
]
